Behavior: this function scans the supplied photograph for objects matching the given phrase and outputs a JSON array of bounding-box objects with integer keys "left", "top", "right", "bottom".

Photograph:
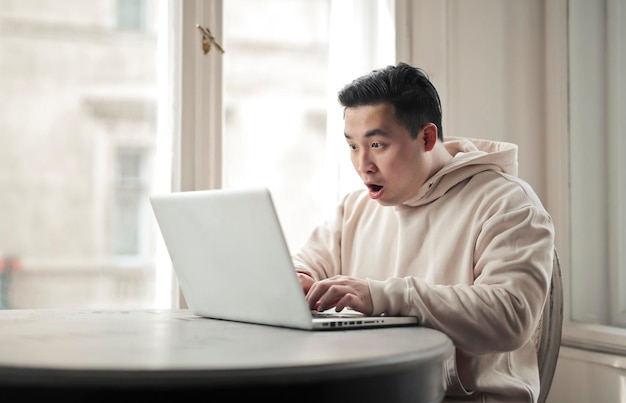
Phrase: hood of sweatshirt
[{"left": 402, "top": 136, "right": 519, "bottom": 207}]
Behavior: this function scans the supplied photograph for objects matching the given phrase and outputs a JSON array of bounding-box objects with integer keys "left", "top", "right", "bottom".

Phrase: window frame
[
  {"left": 550, "top": 0, "right": 626, "bottom": 356},
  {"left": 168, "top": 0, "right": 223, "bottom": 308},
  {"left": 175, "top": 0, "right": 223, "bottom": 194}
]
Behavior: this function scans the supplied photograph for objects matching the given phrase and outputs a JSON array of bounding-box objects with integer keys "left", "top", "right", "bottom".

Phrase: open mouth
[{"left": 366, "top": 184, "right": 384, "bottom": 200}]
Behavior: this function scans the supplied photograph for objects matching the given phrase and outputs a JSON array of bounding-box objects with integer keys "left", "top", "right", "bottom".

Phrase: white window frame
[
  {"left": 606, "top": 0, "right": 626, "bottom": 329},
  {"left": 163, "top": 0, "right": 224, "bottom": 308},
  {"left": 560, "top": 0, "right": 626, "bottom": 356},
  {"left": 175, "top": 0, "right": 223, "bottom": 193}
]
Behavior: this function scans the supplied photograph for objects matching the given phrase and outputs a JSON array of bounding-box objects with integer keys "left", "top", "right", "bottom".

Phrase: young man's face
[{"left": 344, "top": 103, "right": 432, "bottom": 206}]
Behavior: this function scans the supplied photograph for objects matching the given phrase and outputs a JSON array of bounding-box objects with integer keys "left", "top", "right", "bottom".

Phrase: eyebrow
[{"left": 344, "top": 129, "right": 389, "bottom": 140}]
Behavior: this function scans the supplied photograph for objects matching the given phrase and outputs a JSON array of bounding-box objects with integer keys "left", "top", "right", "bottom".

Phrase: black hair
[{"left": 337, "top": 63, "right": 443, "bottom": 140}]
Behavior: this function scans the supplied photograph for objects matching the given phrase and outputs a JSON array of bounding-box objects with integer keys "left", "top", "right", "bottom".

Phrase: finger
[
  {"left": 305, "top": 276, "right": 354, "bottom": 309},
  {"left": 306, "top": 279, "right": 344, "bottom": 310},
  {"left": 305, "top": 280, "right": 330, "bottom": 309},
  {"left": 315, "top": 284, "right": 354, "bottom": 312},
  {"left": 297, "top": 273, "right": 314, "bottom": 294},
  {"left": 334, "top": 292, "right": 368, "bottom": 314}
]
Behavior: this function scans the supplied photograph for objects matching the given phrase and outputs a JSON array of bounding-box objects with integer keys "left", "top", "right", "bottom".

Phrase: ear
[{"left": 422, "top": 123, "right": 438, "bottom": 151}]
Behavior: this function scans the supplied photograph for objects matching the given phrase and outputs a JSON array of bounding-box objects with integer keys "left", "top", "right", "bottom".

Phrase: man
[{"left": 293, "top": 63, "right": 555, "bottom": 402}]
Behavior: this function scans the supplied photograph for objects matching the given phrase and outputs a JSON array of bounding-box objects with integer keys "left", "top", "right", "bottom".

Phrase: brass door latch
[{"left": 196, "top": 24, "right": 225, "bottom": 55}]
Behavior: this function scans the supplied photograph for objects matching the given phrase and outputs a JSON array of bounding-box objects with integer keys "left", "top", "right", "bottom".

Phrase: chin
[{"left": 374, "top": 198, "right": 395, "bottom": 207}]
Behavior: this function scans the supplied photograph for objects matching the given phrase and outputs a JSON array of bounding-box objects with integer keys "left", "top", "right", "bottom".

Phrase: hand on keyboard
[{"left": 310, "top": 308, "right": 365, "bottom": 318}]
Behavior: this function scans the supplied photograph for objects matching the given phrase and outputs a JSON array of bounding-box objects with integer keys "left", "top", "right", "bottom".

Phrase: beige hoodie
[{"left": 292, "top": 137, "right": 555, "bottom": 402}]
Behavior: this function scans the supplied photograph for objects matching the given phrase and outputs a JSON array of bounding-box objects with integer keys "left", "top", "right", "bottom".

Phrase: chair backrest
[{"left": 535, "top": 248, "right": 564, "bottom": 403}]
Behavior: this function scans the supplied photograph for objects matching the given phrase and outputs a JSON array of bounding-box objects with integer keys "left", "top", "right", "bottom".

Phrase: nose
[{"left": 353, "top": 150, "right": 376, "bottom": 175}]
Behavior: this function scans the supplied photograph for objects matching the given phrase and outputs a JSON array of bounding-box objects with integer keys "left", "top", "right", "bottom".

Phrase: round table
[{"left": 0, "top": 309, "right": 454, "bottom": 402}]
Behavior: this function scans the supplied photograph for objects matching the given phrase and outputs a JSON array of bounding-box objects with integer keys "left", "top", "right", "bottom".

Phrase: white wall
[
  {"left": 550, "top": 347, "right": 626, "bottom": 402},
  {"left": 395, "top": 0, "right": 547, "bottom": 201},
  {"left": 395, "top": 1, "right": 624, "bottom": 402}
]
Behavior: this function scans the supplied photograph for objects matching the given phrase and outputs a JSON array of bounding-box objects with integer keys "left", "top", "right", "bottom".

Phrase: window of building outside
[
  {"left": 566, "top": 0, "right": 626, "bottom": 351},
  {"left": 113, "top": 148, "right": 147, "bottom": 256}
]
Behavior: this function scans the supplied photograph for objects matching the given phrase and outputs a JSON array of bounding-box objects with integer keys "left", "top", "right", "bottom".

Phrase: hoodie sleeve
[
  {"left": 292, "top": 200, "right": 345, "bottom": 280},
  {"left": 368, "top": 204, "right": 554, "bottom": 353}
]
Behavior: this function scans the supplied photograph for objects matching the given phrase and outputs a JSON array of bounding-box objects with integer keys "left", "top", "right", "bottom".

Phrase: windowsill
[
  {"left": 83, "top": 85, "right": 156, "bottom": 121},
  {"left": 12, "top": 257, "right": 154, "bottom": 272},
  {"left": 559, "top": 346, "right": 626, "bottom": 370},
  {"left": 562, "top": 322, "right": 626, "bottom": 357}
]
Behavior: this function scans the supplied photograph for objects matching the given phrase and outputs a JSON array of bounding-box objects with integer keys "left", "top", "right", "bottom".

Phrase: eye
[
  {"left": 371, "top": 142, "right": 384, "bottom": 149},
  {"left": 348, "top": 144, "right": 357, "bottom": 151}
]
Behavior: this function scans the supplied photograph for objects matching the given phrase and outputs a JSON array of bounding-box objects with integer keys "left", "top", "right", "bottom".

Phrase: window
[
  {"left": 564, "top": 0, "right": 626, "bottom": 352},
  {"left": 222, "top": 0, "right": 395, "bottom": 250},
  {"left": 113, "top": 148, "right": 149, "bottom": 257},
  {"left": 0, "top": 0, "right": 172, "bottom": 309},
  {"left": 0, "top": 0, "right": 394, "bottom": 310},
  {"left": 116, "top": 0, "right": 146, "bottom": 31}
]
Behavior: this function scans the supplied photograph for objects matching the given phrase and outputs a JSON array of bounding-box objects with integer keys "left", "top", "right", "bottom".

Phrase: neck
[{"left": 428, "top": 140, "right": 454, "bottom": 178}]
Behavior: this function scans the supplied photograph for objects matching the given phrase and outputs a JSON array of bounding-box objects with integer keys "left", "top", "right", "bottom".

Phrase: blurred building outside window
[{"left": 0, "top": 0, "right": 394, "bottom": 310}]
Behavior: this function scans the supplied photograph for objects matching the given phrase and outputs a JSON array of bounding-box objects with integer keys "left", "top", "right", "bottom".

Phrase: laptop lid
[{"left": 150, "top": 187, "right": 417, "bottom": 330}]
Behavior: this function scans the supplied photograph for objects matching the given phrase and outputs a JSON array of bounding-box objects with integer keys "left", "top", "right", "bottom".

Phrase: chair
[{"left": 534, "top": 248, "right": 564, "bottom": 403}]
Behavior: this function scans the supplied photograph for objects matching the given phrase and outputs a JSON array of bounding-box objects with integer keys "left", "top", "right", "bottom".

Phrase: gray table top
[{"left": 0, "top": 309, "right": 453, "bottom": 388}]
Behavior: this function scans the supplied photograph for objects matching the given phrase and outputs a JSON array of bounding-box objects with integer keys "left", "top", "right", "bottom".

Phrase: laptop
[{"left": 149, "top": 187, "right": 418, "bottom": 330}]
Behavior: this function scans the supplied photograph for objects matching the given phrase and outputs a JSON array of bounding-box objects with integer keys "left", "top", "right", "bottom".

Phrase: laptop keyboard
[{"left": 310, "top": 310, "right": 365, "bottom": 318}]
